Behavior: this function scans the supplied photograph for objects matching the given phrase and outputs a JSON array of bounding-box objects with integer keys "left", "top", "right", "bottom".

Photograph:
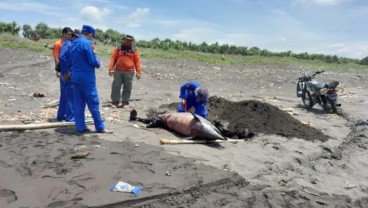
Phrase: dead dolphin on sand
[{"left": 130, "top": 110, "right": 227, "bottom": 141}]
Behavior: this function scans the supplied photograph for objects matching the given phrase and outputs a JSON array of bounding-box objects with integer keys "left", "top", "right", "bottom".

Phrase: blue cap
[{"left": 81, "top": 25, "right": 96, "bottom": 38}]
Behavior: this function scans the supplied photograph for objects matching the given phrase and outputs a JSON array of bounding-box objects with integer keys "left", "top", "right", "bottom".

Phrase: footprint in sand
[
  {"left": 0, "top": 160, "right": 11, "bottom": 168},
  {"left": 0, "top": 189, "right": 17, "bottom": 204}
]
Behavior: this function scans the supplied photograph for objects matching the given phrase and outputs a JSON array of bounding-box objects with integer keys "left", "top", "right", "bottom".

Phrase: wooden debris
[
  {"left": 160, "top": 138, "right": 239, "bottom": 145},
  {"left": 302, "top": 188, "right": 320, "bottom": 196},
  {"left": 43, "top": 99, "right": 59, "bottom": 108},
  {"left": 71, "top": 151, "right": 90, "bottom": 159},
  {"left": 0, "top": 122, "right": 90, "bottom": 131}
]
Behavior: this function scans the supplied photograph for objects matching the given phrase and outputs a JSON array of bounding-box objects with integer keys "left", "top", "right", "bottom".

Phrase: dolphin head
[{"left": 192, "top": 113, "right": 227, "bottom": 140}]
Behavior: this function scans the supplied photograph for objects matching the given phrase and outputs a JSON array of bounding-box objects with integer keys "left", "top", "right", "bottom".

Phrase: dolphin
[{"left": 130, "top": 110, "right": 227, "bottom": 141}]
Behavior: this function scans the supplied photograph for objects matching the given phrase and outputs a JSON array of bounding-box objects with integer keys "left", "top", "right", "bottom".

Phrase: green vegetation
[
  {"left": 0, "top": 33, "right": 50, "bottom": 53},
  {"left": 0, "top": 21, "right": 367, "bottom": 72}
]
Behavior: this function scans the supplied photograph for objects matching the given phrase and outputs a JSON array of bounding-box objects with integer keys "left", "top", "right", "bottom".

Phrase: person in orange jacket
[{"left": 108, "top": 34, "right": 141, "bottom": 108}]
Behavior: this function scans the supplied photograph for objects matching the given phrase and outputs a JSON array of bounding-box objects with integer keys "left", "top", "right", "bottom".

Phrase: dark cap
[
  {"left": 195, "top": 87, "right": 209, "bottom": 100},
  {"left": 62, "top": 27, "right": 73, "bottom": 34},
  {"left": 72, "top": 29, "right": 80, "bottom": 37},
  {"left": 123, "top": 34, "right": 135, "bottom": 41}
]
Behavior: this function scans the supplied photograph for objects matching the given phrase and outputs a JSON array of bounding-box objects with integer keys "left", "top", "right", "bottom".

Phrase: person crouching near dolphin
[{"left": 177, "top": 81, "right": 209, "bottom": 119}]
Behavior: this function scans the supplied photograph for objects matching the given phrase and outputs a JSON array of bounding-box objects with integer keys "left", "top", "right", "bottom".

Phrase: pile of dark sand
[
  {"left": 160, "top": 96, "right": 330, "bottom": 142},
  {"left": 207, "top": 96, "right": 330, "bottom": 141}
]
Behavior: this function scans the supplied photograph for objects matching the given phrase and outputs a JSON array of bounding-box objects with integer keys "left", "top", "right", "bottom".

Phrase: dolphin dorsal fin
[{"left": 190, "top": 111, "right": 201, "bottom": 122}]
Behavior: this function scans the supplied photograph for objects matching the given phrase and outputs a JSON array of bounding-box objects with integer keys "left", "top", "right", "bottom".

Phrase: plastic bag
[{"left": 111, "top": 181, "right": 143, "bottom": 195}]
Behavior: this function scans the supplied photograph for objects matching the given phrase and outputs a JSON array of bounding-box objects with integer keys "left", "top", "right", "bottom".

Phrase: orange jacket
[
  {"left": 109, "top": 45, "right": 141, "bottom": 74},
  {"left": 52, "top": 39, "right": 64, "bottom": 62}
]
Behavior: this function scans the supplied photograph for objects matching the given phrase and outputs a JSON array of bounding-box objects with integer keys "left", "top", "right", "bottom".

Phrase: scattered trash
[
  {"left": 301, "top": 121, "right": 312, "bottom": 127},
  {"left": 21, "top": 119, "right": 35, "bottom": 124},
  {"left": 74, "top": 145, "right": 87, "bottom": 152},
  {"left": 281, "top": 107, "right": 300, "bottom": 115},
  {"left": 132, "top": 124, "right": 139, "bottom": 128},
  {"left": 165, "top": 171, "right": 171, "bottom": 176},
  {"left": 223, "top": 164, "right": 230, "bottom": 171},
  {"left": 94, "top": 145, "right": 101, "bottom": 148},
  {"left": 344, "top": 180, "right": 357, "bottom": 189},
  {"left": 33, "top": 92, "right": 45, "bottom": 98},
  {"left": 111, "top": 181, "right": 143, "bottom": 195},
  {"left": 71, "top": 151, "right": 90, "bottom": 159},
  {"left": 134, "top": 144, "right": 139, "bottom": 147}
]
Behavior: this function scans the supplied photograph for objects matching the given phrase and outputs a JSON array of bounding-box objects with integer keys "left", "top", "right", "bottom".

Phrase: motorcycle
[{"left": 296, "top": 71, "right": 341, "bottom": 113}]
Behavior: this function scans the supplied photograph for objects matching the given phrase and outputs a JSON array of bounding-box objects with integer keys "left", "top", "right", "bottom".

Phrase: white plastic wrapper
[{"left": 111, "top": 181, "right": 143, "bottom": 195}]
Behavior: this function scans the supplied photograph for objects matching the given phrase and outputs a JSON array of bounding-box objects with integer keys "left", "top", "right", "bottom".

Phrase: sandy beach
[{"left": 1, "top": 46, "right": 368, "bottom": 207}]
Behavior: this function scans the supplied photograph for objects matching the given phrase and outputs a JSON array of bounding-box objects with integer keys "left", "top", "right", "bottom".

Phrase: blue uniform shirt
[
  {"left": 59, "top": 39, "right": 72, "bottom": 76},
  {"left": 179, "top": 81, "right": 208, "bottom": 105},
  {"left": 69, "top": 35, "right": 100, "bottom": 83}
]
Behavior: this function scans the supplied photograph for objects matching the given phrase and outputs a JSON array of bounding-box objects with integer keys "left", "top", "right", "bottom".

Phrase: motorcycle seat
[{"left": 308, "top": 81, "right": 325, "bottom": 91}]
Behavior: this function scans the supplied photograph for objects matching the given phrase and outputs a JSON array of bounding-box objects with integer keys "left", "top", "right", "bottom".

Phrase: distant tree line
[{"left": 0, "top": 21, "right": 367, "bottom": 65}]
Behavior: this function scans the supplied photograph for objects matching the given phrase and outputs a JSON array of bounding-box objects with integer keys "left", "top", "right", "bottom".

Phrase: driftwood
[
  {"left": 0, "top": 122, "right": 79, "bottom": 131},
  {"left": 160, "top": 138, "right": 240, "bottom": 145}
]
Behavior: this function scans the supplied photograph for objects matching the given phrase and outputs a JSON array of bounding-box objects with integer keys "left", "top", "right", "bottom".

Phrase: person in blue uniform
[
  {"left": 69, "top": 25, "right": 111, "bottom": 133},
  {"left": 55, "top": 27, "right": 73, "bottom": 121},
  {"left": 177, "top": 81, "right": 209, "bottom": 119},
  {"left": 58, "top": 29, "right": 80, "bottom": 122}
]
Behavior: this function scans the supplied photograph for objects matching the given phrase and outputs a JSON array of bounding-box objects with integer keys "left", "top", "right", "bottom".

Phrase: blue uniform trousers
[
  {"left": 57, "top": 78, "right": 75, "bottom": 122},
  {"left": 64, "top": 80, "right": 74, "bottom": 122},
  {"left": 56, "top": 78, "right": 66, "bottom": 121},
  {"left": 73, "top": 82, "right": 105, "bottom": 132}
]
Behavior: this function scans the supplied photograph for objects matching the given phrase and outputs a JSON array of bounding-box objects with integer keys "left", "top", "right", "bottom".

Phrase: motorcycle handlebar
[{"left": 297, "top": 70, "right": 325, "bottom": 81}]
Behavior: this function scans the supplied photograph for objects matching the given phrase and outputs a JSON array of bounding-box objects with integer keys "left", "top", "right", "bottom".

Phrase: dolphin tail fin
[
  {"left": 130, "top": 110, "right": 138, "bottom": 121},
  {"left": 130, "top": 109, "right": 154, "bottom": 124}
]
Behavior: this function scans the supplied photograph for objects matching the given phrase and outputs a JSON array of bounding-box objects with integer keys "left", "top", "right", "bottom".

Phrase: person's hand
[
  {"left": 63, "top": 73, "right": 71, "bottom": 80},
  {"left": 182, "top": 99, "right": 187, "bottom": 111},
  {"left": 136, "top": 73, "right": 141, "bottom": 79},
  {"left": 109, "top": 70, "right": 114, "bottom": 77},
  {"left": 55, "top": 71, "right": 60, "bottom": 78}
]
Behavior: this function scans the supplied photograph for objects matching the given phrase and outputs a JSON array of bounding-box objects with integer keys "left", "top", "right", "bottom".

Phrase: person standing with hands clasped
[
  {"left": 108, "top": 35, "right": 142, "bottom": 108},
  {"left": 57, "top": 29, "right": 80, "bottom": 122},
  {"left": 53, "top": 27, "right": 73, "bottom": 121},
  {"left": 69, "top": 25, "right": 111, "bottom": 134}
]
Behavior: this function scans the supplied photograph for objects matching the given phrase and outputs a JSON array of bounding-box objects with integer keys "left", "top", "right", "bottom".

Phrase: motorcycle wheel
[
  {"left": 302, "top": 90, "right": 313, "bottom": 108},
  {"left": 323, "top": 97, "right": 337, "bottom": 114}
]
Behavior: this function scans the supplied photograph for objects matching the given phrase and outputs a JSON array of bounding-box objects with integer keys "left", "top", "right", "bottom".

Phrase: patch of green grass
[
  {"left": 1, "top": 34, "right": 367, "bottom": 72},
  {"left": 0, "top": 34, "right": 51, "bottom": 53},
  {"left": 139, "top": 48, "right": 368, "bottom": 72}
]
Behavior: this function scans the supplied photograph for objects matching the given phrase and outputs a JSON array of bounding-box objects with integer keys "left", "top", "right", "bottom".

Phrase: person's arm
[
  {"left": 64, "top": 44, "right": 72, "bottom": 80},
  {"left": 108, "top": 47, "right": 118, "bottom": 76},
  {"left": 52, "top": 42, "right": 60, "bottom": 65},
  {"left": 133, "top": 50, "right": 141, "bottom": 79},
  {"left": 52, "top": 42, "right": 61, "bottom": 77},
  {"left": 85, "top": 42, "right": 100, "bottom": 69},
  {"left": 198, "top": 98, "right": 208, "bottom": 105},
  {"left": 179, "top": 83, "right": 187, "bottom": 99}
]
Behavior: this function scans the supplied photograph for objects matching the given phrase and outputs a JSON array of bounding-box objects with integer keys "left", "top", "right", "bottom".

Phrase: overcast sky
[{"left": 0, "top": 0, "right": 367, "bottom": 59}]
